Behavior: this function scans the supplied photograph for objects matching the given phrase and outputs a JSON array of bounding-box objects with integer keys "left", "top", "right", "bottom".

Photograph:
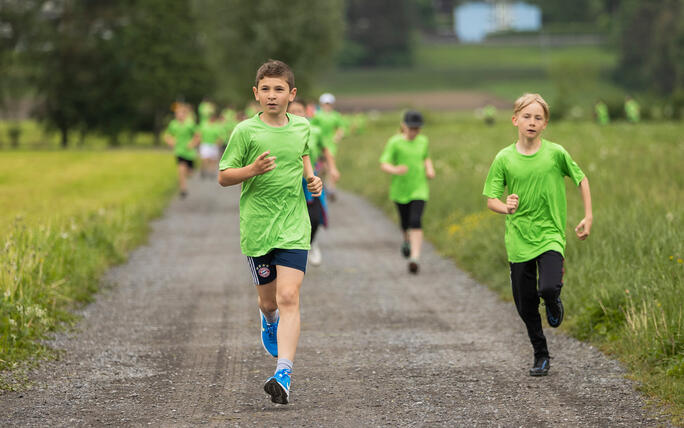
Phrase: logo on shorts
[{"left": 257, "top": 264, "right": 271, "bottom": 278}]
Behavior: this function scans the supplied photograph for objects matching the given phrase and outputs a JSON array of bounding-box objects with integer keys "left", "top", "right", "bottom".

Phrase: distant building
[{"left": 454, "top": 1, "right": 541, "bottom": 43}]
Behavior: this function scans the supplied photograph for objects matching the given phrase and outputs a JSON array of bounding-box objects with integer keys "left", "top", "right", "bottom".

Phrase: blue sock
[{"left": 276, "top": 358, "right": 293, "bottom": 373}]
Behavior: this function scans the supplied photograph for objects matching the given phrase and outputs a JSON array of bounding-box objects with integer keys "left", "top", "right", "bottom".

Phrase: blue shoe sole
[
  {"left": 545, "top": 298, "right": 564, "bottom": 328},
  {"left": 264, "top": 378, "right": 289, "bottom": 404}
]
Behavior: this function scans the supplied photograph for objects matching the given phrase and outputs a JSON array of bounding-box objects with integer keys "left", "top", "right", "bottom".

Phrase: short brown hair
[
  {"left": 514, "top": 93, "right": 549, "bottom": 120},
  {"left": 255, "top": 59, "right": 295, "bottom": 90}
]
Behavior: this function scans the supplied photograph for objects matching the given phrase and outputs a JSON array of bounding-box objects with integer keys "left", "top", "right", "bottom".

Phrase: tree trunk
[{"left": 60, "top": 126, "right": 69, "bottom": 149}]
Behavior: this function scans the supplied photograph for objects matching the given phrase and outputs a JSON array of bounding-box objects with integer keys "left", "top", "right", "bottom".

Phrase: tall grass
[
  {"left": 337, "top": 112, "right": 684, "bottom": 421},
  {"left": 0, "top": 151, "right": 176, "bottom": 376}
]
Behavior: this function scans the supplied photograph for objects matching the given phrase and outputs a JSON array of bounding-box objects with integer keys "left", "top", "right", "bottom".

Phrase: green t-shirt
[
  {"left": 625, "top": 100, "right": 640, "bottom": 123},
  {"left": 219, "top": 113, "right": 311, "bottom": 256},
  {"left": 482, "top": 139, "right": 585, "bottom": 263},
  {"left": 166, "top": 118, "right": 198, "bottom": 160},
  {"left": 311, "top": 110, "right": 344, "bottom": 155},
  {"left": 379, "top": 134, "right": 430, "bottom": 204},
  {"left": 307, "top": 125, "right": 328, "bottom": 164},
  {"left": 199, "top": 121, "right": 223, "bottom": 145},
  {"left": 595, "top": 102, "right": 610, "bottom": 125}
]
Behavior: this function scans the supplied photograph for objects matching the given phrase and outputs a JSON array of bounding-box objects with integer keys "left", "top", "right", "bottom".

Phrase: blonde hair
[{"left": 514, "top": 93, "right": 549, "bottom": 120}]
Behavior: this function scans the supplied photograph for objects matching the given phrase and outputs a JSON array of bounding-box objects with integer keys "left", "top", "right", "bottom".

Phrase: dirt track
[{"left": 0, "top": 178, "right": 671, "bottom": 427}]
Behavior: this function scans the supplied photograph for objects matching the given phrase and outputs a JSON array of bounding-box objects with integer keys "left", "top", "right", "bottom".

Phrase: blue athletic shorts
[{"left": 246, "top": 248, "right": 308, "bottom": 285}]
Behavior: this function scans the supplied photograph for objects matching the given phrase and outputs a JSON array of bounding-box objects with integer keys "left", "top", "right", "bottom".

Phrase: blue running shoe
[
  {"left": 264, "top": 368, "right": 291, "bottom": 404},
  {"left": 260, "top": 310, "right": 278, "bottom": 357},
  {"left": 545, "top": 296, "right": 564, "bottom": 328}
]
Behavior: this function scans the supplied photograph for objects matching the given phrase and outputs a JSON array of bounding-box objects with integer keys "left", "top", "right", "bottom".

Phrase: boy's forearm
[
  {"left": 302, "top": 155, "right": 314, "bottom": 180},
  {"left": 579, "top": 177, "right": 593, "bottom": 218},
  {"left": 487, "top": 198, "right": 509, "bottom": 214},
  {"left": 380, "top": 163, "right": 396, "bottom": 175},
  {"left": 323, "top": 148, "right": 337, "bottom": 171},
  {"left": 218, "top": 165, "right": 255, "bottom": 187}
]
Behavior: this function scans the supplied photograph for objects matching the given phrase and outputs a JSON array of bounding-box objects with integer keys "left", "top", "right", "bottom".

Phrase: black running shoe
[
  {"left": 408, "top": 260, "right": 419, "bottom": 274},
  {"left": 401, "top": 241, "right": 411, "bottom": 258},
  {"left": 529, "top": 356, "right": 550, "bottom": 377},
  {"left": 545, "top": 296, "right": 564, "bottom": 328}
]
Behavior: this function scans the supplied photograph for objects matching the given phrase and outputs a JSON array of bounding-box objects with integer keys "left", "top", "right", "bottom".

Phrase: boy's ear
[
  {"left": 288, "top": 87, "right": 297, "bottom": 102},
  {"left": 252, "top": 86, "right": 259, "bottom": 101},
  {"left": 511, "top": 115, "right": 518, "bottom": 126}
]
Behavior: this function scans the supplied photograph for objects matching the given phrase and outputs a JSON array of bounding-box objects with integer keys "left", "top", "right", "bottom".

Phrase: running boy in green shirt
[
  {"left": 380, "top": 110, "right": 435, "bottom": 274},
  {"left": 483, "top": 93, "right": 593, "bottom": 377},
  {"left": 164, "top": 103, "right": 200, "bottom": 198},
  {"left": 218, "top": 60, "right": 322, "bottom": 405}
]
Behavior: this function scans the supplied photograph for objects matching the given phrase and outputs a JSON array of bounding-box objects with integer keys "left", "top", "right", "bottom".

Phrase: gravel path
[{"left": 0, "top": 177, "right": 671, "bottom": 427}]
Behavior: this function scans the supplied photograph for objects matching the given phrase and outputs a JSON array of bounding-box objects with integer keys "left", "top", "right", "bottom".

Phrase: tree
[
  {"left": 341, "top": 0, "right": 415, "bottom": 67},
  {"left": 194, "top": 0, "right": 344, "bottom": 105},
  {"left": 614, "top": 0, "right": 683, "bottom": 97}
]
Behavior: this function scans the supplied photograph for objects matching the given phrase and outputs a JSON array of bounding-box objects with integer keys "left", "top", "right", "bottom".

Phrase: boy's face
[
  {"left": 512, "top": 102, "right": 547, "bottom": 139},
  {"left": 253, "top": 76, "right": 296, "bottom": 115},
  {"left": 321, "top": 103, "right": 333, "bottom": 112},
  {"left": 287, "top": 102, "right": 306, "bottom": 117},
  {"left": 404, "top": 126, "right": 421, "bottom": 140},
  {"left": 175, "top": 105, "right": 187, "bottom": 121}
]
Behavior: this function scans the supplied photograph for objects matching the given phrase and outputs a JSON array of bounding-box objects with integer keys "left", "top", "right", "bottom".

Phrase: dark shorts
[
  {"left": 395, "top": 200, "right": 426, "bottom": 230},
  {"left": 246, "top": 248, "right": 308, "bottom": 285},
  {"left": 176, "top": 156, "right": 195, "bottom": 169}
]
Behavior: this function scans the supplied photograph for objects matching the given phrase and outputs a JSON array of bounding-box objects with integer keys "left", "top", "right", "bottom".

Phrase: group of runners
[{"left": 166, "top": 59, "right": 593, "bottom": 405}]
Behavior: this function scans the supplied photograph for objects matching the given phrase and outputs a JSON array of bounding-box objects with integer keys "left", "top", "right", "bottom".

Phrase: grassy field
[
  {"left": 0, "top": 151, "right": 176, "bottom": 377},
  {"left": 0, "top": 120, "right": 158, "bottom": 150},
  {"left": 321, "top": 42, "right": 625, "bottom": 105},
  {"left": 336, "top": 112, "right": 684, "bottom": 422}
]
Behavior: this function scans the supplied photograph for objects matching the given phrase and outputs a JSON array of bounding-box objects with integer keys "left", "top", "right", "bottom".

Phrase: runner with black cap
[{"left": 379, "top": 110, "right": 435, "bottom": 274}]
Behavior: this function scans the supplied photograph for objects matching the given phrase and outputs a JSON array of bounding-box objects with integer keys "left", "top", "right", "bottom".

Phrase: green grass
[
  {"left": 0, "top": 151, "right": 176, "bottom": 378},
  {"left": 337, "top": 112, "right": 684, "bottom": 423},
  {"left": 321, "top": 41, "right": 622, "bottom": 102},
  {"left": 0, "top": 120, "right": 157, "bottom": 149}
]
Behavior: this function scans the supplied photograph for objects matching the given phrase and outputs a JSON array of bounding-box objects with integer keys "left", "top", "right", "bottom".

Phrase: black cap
[{"left": 403, "top": 110, "right": 424, "bottom": 127}]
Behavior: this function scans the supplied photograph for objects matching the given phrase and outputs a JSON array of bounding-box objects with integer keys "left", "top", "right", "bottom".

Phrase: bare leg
[
  {"left": 408, "top": 228, "right": 423, "bottom": 260},
  {"left": 178, "top": 163, "right": 189, "bottom": 193},
  {"left": 256, "top": 280, "right": 278, "bottom": 315},
  {"left": 274, "top": 265, "right": 304, "bottom": 362}
]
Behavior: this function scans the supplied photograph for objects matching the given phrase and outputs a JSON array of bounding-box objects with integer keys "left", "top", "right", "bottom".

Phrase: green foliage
[
  {"left": 337, "top": 112, "right": 684, "bottom": 419},
  {"left": 341, "top": 0, "right": 415, "bottom": 67},
  {"left": 0, "top": 151, "right": 176, "bottom": 373},
  {"left": 614, "top": 0, "right": 684, "bottom": 97},
  {"left": 193, "top": 0, "right": 344, "bottom": 104}
]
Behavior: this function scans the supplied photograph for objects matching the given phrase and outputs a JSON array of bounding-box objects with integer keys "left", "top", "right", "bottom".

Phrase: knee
[
  {"left": 277, "top": 289, "right": 300, "bottom": 308},
  {"left": 258, "top": 296, "right": 278, "bottom": 314}
]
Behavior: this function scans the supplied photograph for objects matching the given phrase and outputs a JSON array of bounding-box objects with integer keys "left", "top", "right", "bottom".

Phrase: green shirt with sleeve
[
  {"left": 482, "top": 139, "right": 585, "bottom": 263},
  {"left": 311, "top": 110, "right": 344, "bottom": 155},
  {"left": 167, "top": 118, "right": 198, "bottom": 160},
  {"left": 219, "top": 113, "right": 311, "bottom": 257},
  {"left": 379, "top": 134, "right": 430, "bottom": 204},
  {"left": 199, "top": 120, "right": 223, "bottom": 145},
  {"left": 307, "top": 125, "right": 328, "bottom": 165}
]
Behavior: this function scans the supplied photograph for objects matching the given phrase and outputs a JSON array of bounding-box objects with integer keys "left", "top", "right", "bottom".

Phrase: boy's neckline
[
  {"left": 515, "top": 138, "right": 544, "bottom": 156},
  {"left": 258, "top": 112, "right": 291, "bottom": 129}
]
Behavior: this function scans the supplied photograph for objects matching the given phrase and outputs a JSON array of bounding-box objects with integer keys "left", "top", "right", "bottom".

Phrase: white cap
[{"left": 319, "top": 93, "right": 336, "bottom": 104}]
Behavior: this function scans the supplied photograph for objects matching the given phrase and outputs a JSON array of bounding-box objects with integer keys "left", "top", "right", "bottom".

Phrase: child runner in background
[
  {"left": 218, "top": 60, "right": 322, "bottom": 405},
  {"left": 311, "top": 93, "right": 344, "bottom": 201},
  {"left": 219, "top": 107, "right": 238, "bottom": 155},
  {"left": 164, "top": 103, "right": 200, "bottom": 198},
  {"left": 198, "top": 106, "right": 223, "bottom": 179},
  {"left": 288, "top": 99, "right": 340, "bottom": 266},
  {"left": 483, "top": 93, "right": 593, "bottom": 377},
  {"left": 379, "top": 110, "right": 435, "bottom": 274},
  {"left": 594, "top": 100, "right": 610, "bottom": 125}
]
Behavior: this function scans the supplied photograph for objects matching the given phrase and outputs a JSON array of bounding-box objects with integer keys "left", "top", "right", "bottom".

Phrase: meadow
[
  {"left": 321, "top": 42, "right": 624, "bottom": 105},
  {"left": 336, "top": 112, "right": 684, "bottom": 420},
  {"left": 0, "top": 151, "right": 176, "bottom": 377}
]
